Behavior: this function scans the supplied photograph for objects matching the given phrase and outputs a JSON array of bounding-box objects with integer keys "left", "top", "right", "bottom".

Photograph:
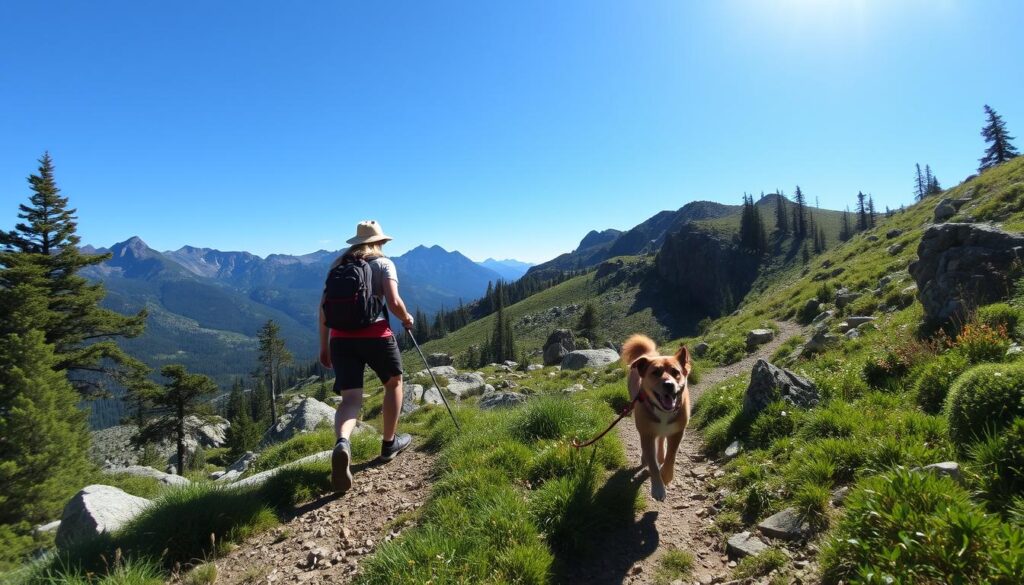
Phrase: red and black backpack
[{"left": 322, "top": 257, "right": 386, "bottom": 330}]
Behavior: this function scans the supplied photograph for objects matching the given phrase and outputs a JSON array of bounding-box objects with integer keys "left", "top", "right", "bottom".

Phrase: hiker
[{"left": 319, "top": 220, "right": 415, "bottom": 493}]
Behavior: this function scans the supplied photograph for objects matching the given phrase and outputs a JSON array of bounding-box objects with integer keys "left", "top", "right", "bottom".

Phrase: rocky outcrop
[
  {"left": 910, "top": 223, "right": 1024, "bottom": 323},
  {"left": 426, "top": 353, "right": 453, "bottom": 366},
  {"left": 445, "top": 373, "right": 487, "bottom": 398},
  {"left": 401, "top": 384, "right": 445, "bottom": 414},
  {"left": 479, "top": 392, "right": 529, "bottom": 410},
  {"left": 262, "top": 396, "right": 336, "bottom": 445},
  {"left": 231, "top": 450, "right": 333, "bottom": 490},
  {"left": 746, "top": 329, "right": 774, "bottom": 350},
  {"left": 542, "top": 329, "right": 576, "bottom": 366},
  {"left": 56, "top": 485, "right": 151, "bottom": 548},
  {"left": 933, "top": 197, "right": 971, "bottom": 222},
  {"left": 413, "top": 365, "right": 457, "bottom": 378},
  {"left": 90, "top": 417, "right": 228, "bottom": 469},
  {"left": 742, "top": 359, "right": 819, "bottom": 417},
  {"left": 561, "top": 349, "right": 619, "bottom": 370},
  {"left": 656, "top": 225, "right": 761, "bottom": 316}
]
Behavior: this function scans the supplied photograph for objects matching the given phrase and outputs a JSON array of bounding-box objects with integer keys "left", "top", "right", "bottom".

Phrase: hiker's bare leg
[
  {"left": 381, "top": 375, "right": 403, "bottom": 442},
  {"left": 335, "top": 388, "right": 363, "bottom": 440}
]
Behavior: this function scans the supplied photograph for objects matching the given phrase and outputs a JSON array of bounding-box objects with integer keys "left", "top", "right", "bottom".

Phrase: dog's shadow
[{"left": 554, "top": 467, "right": 661, "bottom": 585}]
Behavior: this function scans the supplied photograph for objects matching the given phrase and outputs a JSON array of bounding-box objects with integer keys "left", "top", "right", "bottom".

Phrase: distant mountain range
[
  {"left": 82, "top": 238, "right": 528, "bottom": 427},
  {"left": 478, "top": 258, "right": 534, "bottom": 281}
]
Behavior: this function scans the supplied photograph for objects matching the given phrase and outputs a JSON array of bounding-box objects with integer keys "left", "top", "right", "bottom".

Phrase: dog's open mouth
[{"left": 655, "top": 392, "right": 677, "bottom": 411}]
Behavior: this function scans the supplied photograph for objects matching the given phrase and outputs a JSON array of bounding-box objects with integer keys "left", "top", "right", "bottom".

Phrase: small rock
[
  {"left": 758, "top": 507, "right": 810, "bottom": 540},
  {"left": 746, "top": 329, "right": 775, "bottom": 350},
  {"left": 886, "top": 229, "right": 903, "bottom": 239},
  {"left": 694, "top": 342, "right": 710, "bottom": 357},
  {"left": 724, "top": 440, "right": 741, "bottom": 459},
  {"left": 831, "top": 486, "right": 850, "bottom": 506},
  {"left": 727, "top": 531, "right": 769, "bottom": 559},
  {"left": 915, "top": 461, "right": 963, "bottom": 484}
]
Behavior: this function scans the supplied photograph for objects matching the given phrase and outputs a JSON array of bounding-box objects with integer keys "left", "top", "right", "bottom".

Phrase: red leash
[{"left": 572, "top": 395, "right": 642, "bottom": 449}]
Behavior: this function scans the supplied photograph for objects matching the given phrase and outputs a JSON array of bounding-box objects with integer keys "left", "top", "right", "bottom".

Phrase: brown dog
[{"left": 622, "top": 334, "right": 691, "bottom": 501}]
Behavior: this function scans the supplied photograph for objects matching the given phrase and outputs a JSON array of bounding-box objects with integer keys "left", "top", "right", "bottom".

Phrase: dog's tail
[{"left": 621, "top": 334, "right": 657, "bottom": 367}]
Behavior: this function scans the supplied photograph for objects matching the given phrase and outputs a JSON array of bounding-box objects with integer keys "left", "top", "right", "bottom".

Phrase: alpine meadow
[{"left": 2, "top": 3, "right": 1024, "bottom": 584}]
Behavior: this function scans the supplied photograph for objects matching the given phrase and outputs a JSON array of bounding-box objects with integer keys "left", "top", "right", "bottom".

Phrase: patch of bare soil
[
  {"left": 209, "top": 448, "right": 435, "bottom": 585},
  {"left": 567, "top": 322, "right": 804, "bottom": 585}
]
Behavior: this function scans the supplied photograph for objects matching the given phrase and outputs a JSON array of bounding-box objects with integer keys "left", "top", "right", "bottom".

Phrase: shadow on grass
[{"left": 553, "top": 467, "right": 657, "bottom": 585}]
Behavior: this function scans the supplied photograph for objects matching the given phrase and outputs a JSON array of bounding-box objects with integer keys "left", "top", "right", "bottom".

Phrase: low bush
[
  {"left": 955, "top": 322, "right": 1010, "bottom": 363},
  {"left": 969, "top": 418, "right": 1024, "bottom": 513},
  {"left": 978, "top": 302, "right": 1021, "bottom": 336},
  {"left": 945, "top": 363, "right": 1024, "bottom": 448},
  {"left": 747, "top": 401, "right": 801, "bottom": 448},
  {"left": 733, "top": 548, "right": 788, "bottom": 579},
  {"left": 820, "top": 469, "right": 1024, "bottom": 584},
  {"left": 913, "top": 350, "right": 970, "bottom": 414},
  {"left": 707, "top": 336, "right": 747, "bottom": 366}
]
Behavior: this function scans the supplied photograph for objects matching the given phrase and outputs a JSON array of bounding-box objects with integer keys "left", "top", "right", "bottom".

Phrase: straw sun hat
[{"left": 346, "top": 220, "right": 393, "bottom": 245}]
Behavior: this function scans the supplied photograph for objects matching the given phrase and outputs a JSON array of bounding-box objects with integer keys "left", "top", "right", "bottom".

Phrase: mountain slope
[{"left": 478, "top": 258, "right": 533, "bottom": 281}]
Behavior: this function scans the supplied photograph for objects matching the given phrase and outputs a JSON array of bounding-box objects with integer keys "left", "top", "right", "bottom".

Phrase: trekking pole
[{"left": 406, "top": 330, "right": 461, "bottom": 430}]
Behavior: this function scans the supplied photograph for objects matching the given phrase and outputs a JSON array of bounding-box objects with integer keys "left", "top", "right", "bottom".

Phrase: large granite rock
[
  {"left": 479, "top": 392, "right": 529, "bottom": 410},
  {"left": 542, "top": 329, "right": 576, "bottom": 366},
  {"left": 746, "top": 329, "right": 774, "bottom": 350},
  {"left": 910, "top": 223, "right": 1024, "bottom": 323},
  {"left": 103, "top": 465, "right": 189, "bottom": 486},
  {"left": 742, "top": 359, "right": 819, "bottom": 417},
  {"left": 656, "top": 225, "right": 761, "bottom": 316},
  {"left": 189, "top": 415, "right": 230, "bottom": 448},
  {"left": 401, "top": 383, "right": 445, "bottom": 414},
  {"left": 56, "top": 485, "right": 151, "bottom": 548},
  {"left": 561, "top": 349, "right": 619, "bottom": 370},
  {"left": 262, "top": 396, "right": 336, "bottom": 445},
  {"left": 426, "top": 353, "right": 453, "bottom": 366},
  {"left": 446, "top": 373, "right": 487, "bottom": 398},
  {"left": 231, "top": 450, "right": 332, "bottom": 490},
  {"left": 413, "top": 365, "right": 457, "bottom": 378}
]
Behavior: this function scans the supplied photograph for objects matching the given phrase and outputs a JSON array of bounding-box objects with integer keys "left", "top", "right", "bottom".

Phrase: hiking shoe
[
  {"left": 331, "top": 438, "right": 353, "bottom": 493},
  {"left": 380, "top": 433, "right": 412, "bottom": 462}
]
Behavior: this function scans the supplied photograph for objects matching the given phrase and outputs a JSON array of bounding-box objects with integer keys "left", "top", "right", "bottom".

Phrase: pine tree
[
  {"left": 0, "top": 327, "right": 91, "bottom": 536},
  {"left": 578, "top": 302, "right": 599, "bottom": 344},
  {"left": 979, "top": 105, "right": 1019, "bottom": 171},
  {"left": 256, "top": 320, "right": 292, "bottom": 425},
  {"left": 914, "top": 163, "right": 926, "bottom": 201},
  {"left": 856, "top": 191, "right": 868, "bottom": 231},
  {"left": 867, "top": 196, "right": 877, "bottom": 228},
  {"left": 818, "top": 227, "right": 827, "bottom": 253},
  {"left": 793, "top": 186, "right": 807, "bottom": 237},
  {"left": 925, "top": 164, "right": 942, "bottom": 194},
  {"left": 774, "top": 192, "right": 789, "bottom": 236},
  {"left": 413, "top": 308, "right": 430, "bottom": 342},
  {"left": 249, "top": 378, "right": 270, "bottom": 425},
  {"left": 0, "top": 153, "right": 148, "bottom": 397},
  {"left": 839, "top": 207, "right": 853, "bottom": 241},
  {"left": 134, "top": 365, "right": 219, "bottom": 475}
]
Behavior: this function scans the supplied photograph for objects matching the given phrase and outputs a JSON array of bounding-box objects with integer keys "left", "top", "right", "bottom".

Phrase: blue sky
[{"left": 1, "top": 1, "right": 1021, "bottom": 263}]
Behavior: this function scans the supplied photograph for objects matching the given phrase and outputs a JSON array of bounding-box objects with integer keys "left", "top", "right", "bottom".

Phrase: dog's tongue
[{"left": 659, "top": 394, "right": 676, "bottom": 411}]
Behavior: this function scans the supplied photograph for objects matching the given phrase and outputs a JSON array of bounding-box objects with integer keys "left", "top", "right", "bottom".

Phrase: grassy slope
[{"left": 688, "top": 158, "right": 1024, "bottom": 583}]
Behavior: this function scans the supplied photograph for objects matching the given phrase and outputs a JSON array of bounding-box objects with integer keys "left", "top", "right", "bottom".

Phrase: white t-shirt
[{"left": 367, "top": 257, "right": 398, "bottom": 322}]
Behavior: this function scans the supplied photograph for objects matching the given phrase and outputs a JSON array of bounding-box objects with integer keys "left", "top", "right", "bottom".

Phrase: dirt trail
[
  {"left": 569, "top": 321, "right": 804, "bottom": 585},
  {"left": 211, "top": 449, "right": 435, "bottom": 584}
]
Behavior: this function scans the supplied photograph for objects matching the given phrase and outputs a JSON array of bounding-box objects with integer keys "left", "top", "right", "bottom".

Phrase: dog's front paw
[{"left": 650, "top": 482, "right": 666, "bottom": 502}]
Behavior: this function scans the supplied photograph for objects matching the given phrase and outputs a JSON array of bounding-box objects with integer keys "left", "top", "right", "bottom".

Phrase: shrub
[
  {"left": 914, "top": 350, "right": 970, "bottom": 414},
  {"left": 708, "top": 336, "right": 747, "bottom": 366},
  {"left": 820, "top": 469, "right": 1024, "bottom": 584},
  {"left": 748, "top": 401, "right": 800, "bottom": 448},
  {"left": 978, "top": 303, "right": 1021, "bottom": 336},
  {"left": 956, "top": 322, "right": 1010, "bottom": 363},
  {"left": 654, "top": 549, "right": 695, "bottom": 584},
  {"left": 969, "top": 418, "right": 1024, "bottom": 513},
  {"left": 862, "top": 337, "right": 933, "bottom": 389},
  {"left": 733, "top": 548, "right": 788, "bottom": 579},
  {"left": 946, "top": 363, "right": 1024, "bottom": 448}
]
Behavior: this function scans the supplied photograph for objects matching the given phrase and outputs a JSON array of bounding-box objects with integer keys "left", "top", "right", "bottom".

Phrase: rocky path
[
  {"left": 210, "top": 448, "right": 435, "bottom": 585},
  {"left": 570, "top": 322, "right": 804, "bottom": 585}
]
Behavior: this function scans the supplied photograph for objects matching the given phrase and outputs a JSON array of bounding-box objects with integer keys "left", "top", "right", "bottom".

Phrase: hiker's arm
[
  {"left": 383, "top": 279, "right": 414, "bottom": 330},
  {"left": 318, "top": 294, "right": 331, "bottom": 368}
]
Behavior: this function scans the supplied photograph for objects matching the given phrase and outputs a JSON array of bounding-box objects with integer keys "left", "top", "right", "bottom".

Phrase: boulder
[
  {"left": 915, "top": 461, "right": 963, "bottom": 484},
  {"left": 757, "top": 507, "right": 810, "bottom": 540},
  {"left": 805, "top": 330, "right": 841, "bottom": 353},
  {"left": 910, "top": 223, "right": 1024, "bottom": 324},
  {"left": 502, "top": 360, "right": 519, "bottom": 369},
  {"left": 56, "top": 485, "right": 151, "bottom": 548},
  {"left": 693, "top": 342, "right": 710, "bottom": 357},
  {"left": 262, "top": 396, "right": 337, "bottom": 445},
  {"left": 561, "top": 349, "right": 619, "bottom": 370},
  {"left": 479, "top": 392, "right": 529, "bottom": 410},
  {"left": 526, "top": 364, "right": 544, "bottom": 371},
  {"left": 401, "top": 383, "right": 446, "bottom": 414},
  {"left": 103, "top": 465, "right": 189, "bottom": 487},
  {"left": 542, "top": 329, "right": 577, "bottom": 366},
  {"left": 742, "top": 359, "right": 819, "bottom": 418},
  {"left": 226, "top": 451, "right": 258, "bottom": 474},
  {"left": 845, "top": 329, "right": 861, "bottom": 339},
  {"left": 886, "top": 229, "right": 903, "bottom": 239},
  {"left": 33, "top": 520, "right": 61, "bottom": 536},
  {"left": 231, "top": 451, "right": 332, "bottom": 490},
  {"left": 934, "top": 200, "right": 957, "bottom": 222},
  {"left": 726, "top": 531, "right": 768, "bottom": 559},
  {"left": 803, "top": 298, "right": 820, "bottom": 316},
  {"left": 887, "top": 242, "right": 906, "bottom": 256},
  {"left": 835, "top": 288, "right": 861, "bottom": 308},
  {"left": 426, "top": 353, "right": 453, "bottom": 367},
  {"left": 446, "top": 373, "right": 487, "bottom": 398},
  {"left": 746, "top": 329, "right": 775, "bottom": 350},
  {"left": 413, "top": 365, "right": 457, "bottom": 378},
  {"left": 811, "top": 310, "right": 834, "bottom": 325},
  {"left": 724, "top": 440, "right": 741, "bottom": 459},
  {"left": 190, "top": 415, "right": 230, "bottom": 448},
  {"left": 845, "top": 316, "right": 876, "bottom": 328},
  {"left": 866, "top": 234, "right": 880, "bottom": 242}
]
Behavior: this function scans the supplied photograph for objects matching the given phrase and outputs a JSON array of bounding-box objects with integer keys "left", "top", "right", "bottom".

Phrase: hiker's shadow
[{"left": 554, "top": 467, "right": 660, "bottom": 585}]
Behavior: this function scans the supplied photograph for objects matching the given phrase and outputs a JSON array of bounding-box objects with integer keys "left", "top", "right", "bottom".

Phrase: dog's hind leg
[{"left": 660, "top": 432, "right": 684, "bottom": 486}]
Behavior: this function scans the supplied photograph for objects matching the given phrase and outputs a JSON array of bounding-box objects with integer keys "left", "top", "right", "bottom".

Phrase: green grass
[
  {"left": 733, "top": 548, "right": 788, "bottom": 579},
  {"left": 357, "top": 381, "right": 638, "bottom": 584},
  {"left": 247, "top": 426, "right": 378, "bottom": 474},
  {"left": 654, "top": 549, "right": 695, "bottom": 584}
]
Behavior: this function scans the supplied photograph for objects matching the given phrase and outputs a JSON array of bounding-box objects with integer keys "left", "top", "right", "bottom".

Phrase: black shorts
[{"left": 331, "top": 336, "right": 404, "bottom": 392}]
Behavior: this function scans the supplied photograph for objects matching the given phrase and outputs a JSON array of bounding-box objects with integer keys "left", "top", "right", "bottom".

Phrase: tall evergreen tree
[
  {"left": 256, "top": 320, "right": 292, "bottom": 425},
  {"left": 839, "top": 207, "right": 853, "bottom": 241},
  {"left": 774, "top": 192, "right": 789, "bottom": 236},
  {"left": 793, "top": 186, "right": 808, "bottom": 237},
  {"left": 134, "top": 365, "right": 219, "bottom": 475},
  {"left": 979, "top": 105, "right": 1019, "bottom": 171},
  {"left": 867, "top": 196, "right": 877, "bottom": 228},
  {"left": 925, "top": 164, "right": 942, "bottom": 194},
  {"left": 577, "top": 302, "right": 599, "bottom": 344},
  {"left": 856, "top": 191, "right": 869, "bottom": 231},
  {"left": 914, "top": 163, "right": 926, "bottom": 201},
  {"left": 0, "top": 153, "right": 148, "bottom": 397}
]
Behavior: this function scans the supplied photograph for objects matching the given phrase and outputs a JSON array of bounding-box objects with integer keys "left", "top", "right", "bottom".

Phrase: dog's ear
[
  {"left": 630, "top": 356, "right": 650, "bottom": 376},
  {"left": 674, "top": 346, "right": 691, "bottom": 374}
]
